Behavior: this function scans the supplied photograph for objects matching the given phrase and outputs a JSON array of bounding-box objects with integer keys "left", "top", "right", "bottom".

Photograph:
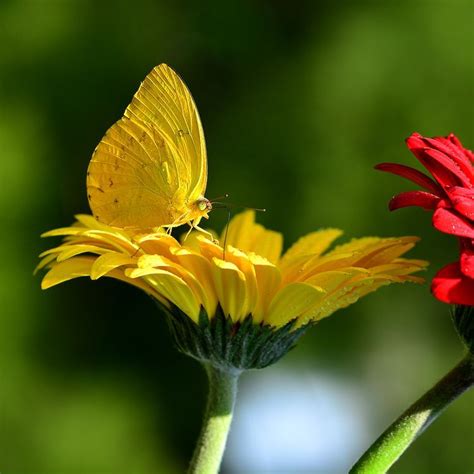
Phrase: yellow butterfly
[{"left": 87, "top": 64, "right": 211, "bottom": 233}]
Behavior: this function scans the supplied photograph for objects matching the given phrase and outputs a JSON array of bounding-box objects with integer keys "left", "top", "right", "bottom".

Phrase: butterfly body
[{"left": 87, "top": 64, "right": 211, "bottom": 232}]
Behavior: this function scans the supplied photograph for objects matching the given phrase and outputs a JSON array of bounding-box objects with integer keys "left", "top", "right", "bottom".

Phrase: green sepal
[
  {"left": 161, "top": 304, "right": 310, "bottom": 372},
  {"left": 452, "top": 305, "right": 474, "bottom": 354}
]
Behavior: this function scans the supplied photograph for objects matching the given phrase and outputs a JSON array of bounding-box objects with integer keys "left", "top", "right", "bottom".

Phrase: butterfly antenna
[
  {"left": 221, "top": 201, "right": 266, "bottom": 212},
  {"left": 222, "top": 206, "right": 232, "bottom": 260},
  {"left": 210, "top": 193, "right": 230, "bottom": 203}
]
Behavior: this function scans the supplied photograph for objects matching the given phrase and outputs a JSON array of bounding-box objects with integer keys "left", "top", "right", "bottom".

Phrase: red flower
[{"left": 376, "top": 132, "right": 474, "bottom": 306}]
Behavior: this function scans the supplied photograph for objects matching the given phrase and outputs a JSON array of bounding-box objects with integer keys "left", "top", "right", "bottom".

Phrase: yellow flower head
[{"left": 38, "top": 210, "right": 427, "bottom": 330}]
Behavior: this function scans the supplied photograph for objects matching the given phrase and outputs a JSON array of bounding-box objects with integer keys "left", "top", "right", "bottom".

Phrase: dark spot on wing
[
  {"left": 177, "top": 129, "right": 189, "bottom": 137},
  {"left": 114, "top": 198, "right": 119, "bottom": 204},
  {"left": 109, "top": 178, "right": 114, "bottom": 187},
  {"left": 97, "top": 187, "right": 105, "bottom": 193}
]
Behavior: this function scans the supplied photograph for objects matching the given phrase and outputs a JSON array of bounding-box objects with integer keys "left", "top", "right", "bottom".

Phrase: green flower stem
[
  {"left": 188, "top": 364, "right": 240, "bottom": 474},
  {"left": 350, "top": 352, "right": 474, "bottom": 474}
]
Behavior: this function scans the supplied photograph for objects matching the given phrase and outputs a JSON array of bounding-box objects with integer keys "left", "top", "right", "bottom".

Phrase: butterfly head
[
  {"left": 196, "top": 197, "right": 212, "bottom": 212},
  {"left": 196, "top": 196, "right": 212, "bottom": 215}
]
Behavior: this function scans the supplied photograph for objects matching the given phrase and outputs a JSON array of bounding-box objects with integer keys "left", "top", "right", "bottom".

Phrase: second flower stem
[
  {"left": 350, "top": 352, "right": 474, "bottom": 473},
  {"left": 188, "top": 364, "right": 240, "bottom": 474}
]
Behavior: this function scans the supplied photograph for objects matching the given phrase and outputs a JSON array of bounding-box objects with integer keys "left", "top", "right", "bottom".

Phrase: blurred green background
[{"left": 1, "top": 0, "right": 473, "bottom": 472}]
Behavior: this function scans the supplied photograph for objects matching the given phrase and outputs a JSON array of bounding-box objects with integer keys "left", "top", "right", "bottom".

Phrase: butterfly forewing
[{"left": 87, "top": 64, "right": 207, "bottom": 230}]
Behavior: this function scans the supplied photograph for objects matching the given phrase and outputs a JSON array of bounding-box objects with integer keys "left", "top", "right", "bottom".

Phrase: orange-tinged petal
[{"left": 266, "top": 282, "right": 326, "bottom": 327}]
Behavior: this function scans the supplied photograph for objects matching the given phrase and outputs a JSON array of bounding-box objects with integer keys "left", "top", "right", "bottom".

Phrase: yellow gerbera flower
[{"left": 38, "top": 210, "right": 426, "bottom": 332}]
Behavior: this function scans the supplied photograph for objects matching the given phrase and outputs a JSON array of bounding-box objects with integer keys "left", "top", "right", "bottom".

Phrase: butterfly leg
[{"left": 192, "top": 223, "right": 218, "bottom": 244}]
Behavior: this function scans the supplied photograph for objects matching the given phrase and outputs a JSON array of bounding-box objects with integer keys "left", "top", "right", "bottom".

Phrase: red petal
[
  {"left": 432, "top": 208, "right": 474, "bottom": 238},
  {"left": 389, "top": 191, "right": 441, "bottom": 211},
  {"left": 425, "top": 136, "right": 474, "bottom": 184},
  {"left": 460, "top": 239, "right": 474, "bottom": 278},
  {"left": 375, "top": 163, "right": 443, "bottom": 195},
  {"left": 447, "top": 134, "right": 474, "bottom": 164},
  {"left": 431, "top": 262, "right": 474, "bottom": 305},
  {"left": 423, "top": 147, "right": 472, "bottom": 188},
  {"left": 406, "top": 133, "right": 473, "bottom": 188},
  {"left": 447, "top": 186, "right": 474, "bottom": 220}
]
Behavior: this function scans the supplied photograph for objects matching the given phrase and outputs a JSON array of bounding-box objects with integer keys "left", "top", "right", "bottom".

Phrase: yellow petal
[
  {"left": 222, "top": 210, "right": 256, "bottom": 246},
  {"left": 171, "top": 247, "right": 218, "bottom": 318},
  {"left": 126, "top": 268, "right": 200, "bottom": 321},
  {"left": 280, "top": 229, "right": 343, "bottom": 268},
  {"left": 34, "top": 253, "right": 58, "bottom": 274},
  {"left": 41, "top": 226, "right": 84, "bottom": 238},
  {"left": 196, "top": 235, "right": 225, "bottom": 260},
  {"left": 370, "top": 260, "right": 428, "bottom": 276},
  {"left": 282, "top": 251, "right": 358, "bottom": 283},
  {"left": 251, "top": 229, "right": 283, "bottom": 264},
  {"left": 74, "top": 214, "right": 128, "bottom": 235},
  {"left": 221, "top": 210, "right": 283, "bottom": 263},
  {"left": 81, "top": 230, "right": 138, "bottom": 254},
  {"left": 211, "top": 258, "right": 247, "bottom": 322},
  {"left": 224, "top": 246, "right": 259, "bottom": 316},
  {"left": 41, "top": 256, "right": 166, "bottom": 303},
  {"left": 135, "top": 232, "right": 180, "bottom": 257},
  {"left": 44, "top": 244, "right": 110, "bottom": 262},
  {"left": 266, "top": 282, "right": 326, "bottom": 328},
  {"left": 137, "top": 252, "right": 216, "bottom": 318},
  {"left": 353, "top": 238, "right": 420, "bottom": 267},
  {"left": 305, "top": 269, "right": 368, "bottom": 293},
  {"left": 41, "top": 256, "right": 96, "bottom": 289},
  {"left": 326, "top": 237, "right": 381, "bottom": 255},
  {"left": 305, "top": 275, "right": 395, "bottom": 323},
  {"left": 181, "top": 228, "right": 218, "bottom": 246},
  {"left": 249, "top": 254, "right": 281, "bottom": 323},
  {"left": 90, "top": 253, "right": 137, "bottom": 280},
  {"left": 137, "top": 254, "right": 170, "bottom": 269}
]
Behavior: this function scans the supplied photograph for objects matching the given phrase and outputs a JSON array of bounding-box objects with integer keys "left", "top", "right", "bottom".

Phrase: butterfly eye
[{"left": 197, "top": 198, "right": 212, "bottom": 212}]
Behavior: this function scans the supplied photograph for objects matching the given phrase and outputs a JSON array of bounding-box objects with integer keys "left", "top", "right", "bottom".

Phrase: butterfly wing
[{"left": 87, "top": 64, "right": 207, "bottom": 230}]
